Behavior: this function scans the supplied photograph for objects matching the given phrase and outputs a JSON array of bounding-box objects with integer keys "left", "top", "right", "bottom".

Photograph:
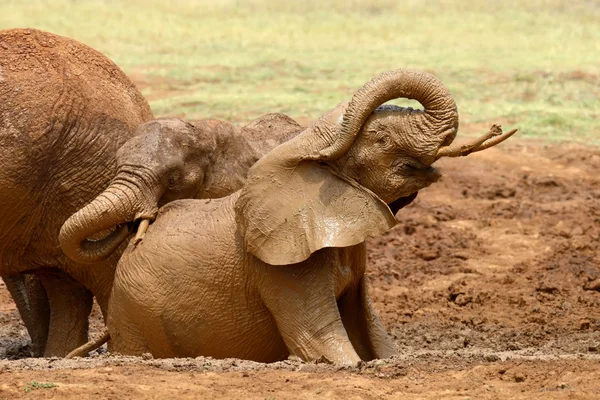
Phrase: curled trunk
[
  {"left": 317, "top": 69, "right": 459, "bottom": 160},
  {"left": 59, "top": 169, "right": 160, "bottom": 264}
]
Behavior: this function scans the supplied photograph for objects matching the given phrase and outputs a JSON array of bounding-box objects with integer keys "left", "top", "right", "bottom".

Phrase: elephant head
[
  {"left": 236, "top": 68, "right": 516, "bottom": 265},
  {"left": 59, "top": 115, "right": 302, "bottom": 264}
]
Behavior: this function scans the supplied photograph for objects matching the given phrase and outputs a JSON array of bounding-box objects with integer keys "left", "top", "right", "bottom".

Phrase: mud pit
[{"left": 1, "top": 139, "right": 599, "bottom": 399}]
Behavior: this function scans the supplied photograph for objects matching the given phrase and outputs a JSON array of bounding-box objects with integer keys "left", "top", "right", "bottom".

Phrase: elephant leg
[
  {"left": 24, "top": 273, "right": 51, "bottom": 356},
  {"left": 3, "top": 273, "right": 50, "bottom": 357},
  {"left": 37, "top": 270, "right": 93, "bottom": 357},
  {"left": 338, "top": 277, "right": 397, "bottom": 361},
  {"left": 259, "top": 264, "right": 361, "bottom": 366},
  {"left": 105, "top": 293, "right": 150, "bottom": 356}
]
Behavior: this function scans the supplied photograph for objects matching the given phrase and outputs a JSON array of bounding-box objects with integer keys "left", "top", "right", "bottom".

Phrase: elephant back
[
  {"left": 0, "top": 28, "right": 152, "bottom": 142},
  {"left": 0, "top": 28, "right": 153, "bottom": 266},
  {"left": 240, "top": 113, "right": 303, "bottom": 157}
]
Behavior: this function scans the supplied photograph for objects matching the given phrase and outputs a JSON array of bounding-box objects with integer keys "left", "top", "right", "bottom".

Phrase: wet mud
[{"left": 1, "top": 139, "right": 599, "bottom": 398}]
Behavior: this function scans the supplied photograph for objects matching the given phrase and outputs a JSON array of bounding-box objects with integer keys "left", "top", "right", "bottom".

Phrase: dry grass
[{"left": 1, "top": 0, "right": 598, "bottom": 143}]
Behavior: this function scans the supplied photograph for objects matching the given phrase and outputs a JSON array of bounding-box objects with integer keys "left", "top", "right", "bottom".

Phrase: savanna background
[{"left": 0, "top": 0, "right": 599, "bottom": 398}]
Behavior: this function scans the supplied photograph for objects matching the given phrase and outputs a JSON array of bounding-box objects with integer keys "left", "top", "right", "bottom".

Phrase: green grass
[
  {"left": 1, "top": 0, "right": 599, "bottom": 144},
  {"left": 23, "top": 381, "right": 57, "bottom": 392}
]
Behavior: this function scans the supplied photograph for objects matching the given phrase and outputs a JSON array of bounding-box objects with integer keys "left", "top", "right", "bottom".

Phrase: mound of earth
[{"left": 1, "top": 139, "right": 599, "bottom": 399}]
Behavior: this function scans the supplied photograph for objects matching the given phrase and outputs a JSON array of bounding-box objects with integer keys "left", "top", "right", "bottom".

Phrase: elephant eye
[
  {"left": 403, "top": 160, "right": 424, "bottom": 171},
  {"left": 376, "top": 132, "right": 392, "bottom": 147}
]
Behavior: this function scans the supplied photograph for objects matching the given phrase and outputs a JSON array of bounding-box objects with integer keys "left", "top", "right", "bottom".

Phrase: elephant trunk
[
  {"left": 59, "top": 166, "right": 161, "bottom": 264},
  {"left": 318, "top": 69, "right": 459, "bottom": 160}
]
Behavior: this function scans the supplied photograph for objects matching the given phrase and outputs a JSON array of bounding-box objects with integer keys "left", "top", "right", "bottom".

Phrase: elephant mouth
[
  {"left": 421, "top": 165, "right": 441, "bottom": 183},
  {"left": 126, "top": 220, "right": 140, "bottom": 233},
  {"left": 387, "top": 191, "right": 418, "bottom": 215}
]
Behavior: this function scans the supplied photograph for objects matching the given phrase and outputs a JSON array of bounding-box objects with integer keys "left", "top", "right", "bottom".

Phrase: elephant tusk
[
  {"left": 435, "top": 124, "right": 518, "bottom": 160},
  {"left": 467, "top": 127, "right": 518, "bottom": 153},
  {"left": 132, "top": 218, "right": 150, "bottom": 247}
]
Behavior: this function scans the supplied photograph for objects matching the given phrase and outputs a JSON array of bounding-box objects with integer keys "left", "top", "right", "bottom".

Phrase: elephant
[
  {"left": 58, "top": 113, "right": 303, "bottom": 265},
  {"left": 2, "top": 29, "right": 306, "bottom": 358},
  {"left": 104, "top": 69, "right": 516, "bottom": 364},
  {"left": 0, "top": 28, "right": 154, "bottom": 356}
]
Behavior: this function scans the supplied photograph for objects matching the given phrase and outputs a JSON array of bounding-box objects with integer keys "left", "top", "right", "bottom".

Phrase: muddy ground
[{"left": 1, "top": 137, "right": 599, "bottom": 399}]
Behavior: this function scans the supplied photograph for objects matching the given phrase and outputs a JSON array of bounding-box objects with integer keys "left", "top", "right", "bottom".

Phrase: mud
[{"left": 1, "top": 139, "right": 599, "bottom": 398}]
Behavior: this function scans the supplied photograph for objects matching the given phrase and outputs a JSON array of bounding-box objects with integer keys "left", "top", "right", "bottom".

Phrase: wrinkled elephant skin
[
  {"left": 107, "top": 69, "right": 514, "bottom": 364},
  {"left": 59, "top": 114, "right": 303, "bottom": 264},
  {"left": 0, "top": 28, "right": 154, "bottom": 356}
]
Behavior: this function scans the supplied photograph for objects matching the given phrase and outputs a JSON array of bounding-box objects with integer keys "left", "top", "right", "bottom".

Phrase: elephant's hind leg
[
  {"left": 38, "top": 270, "right": 93, "bottom": 357},
  {"left": 106, "top": 310, "right": 151, "bottom": 356},
  {"left": 338, "top": 277, "right": 397, "bottom": 361}
]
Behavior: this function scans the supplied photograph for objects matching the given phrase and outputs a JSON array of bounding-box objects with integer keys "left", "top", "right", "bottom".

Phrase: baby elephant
[
  {"left": 59, "top": 113, "right": 302, "bottom": 266},
  {"left": 106, "top": 69, "right": 516, "bottom": 364}
]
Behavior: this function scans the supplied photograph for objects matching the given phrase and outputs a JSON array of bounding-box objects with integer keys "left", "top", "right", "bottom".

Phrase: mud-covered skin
[
  {"left": 0, "top": 28, "right": 154, "bottom": 356},
  {"left": 110, "top": 195, "right": 396, "bottom": 364},
  {"left": 111, "top": 196, "right": 283, "bottom": 360},
  {"left": 2, "top": 141, "right": 597, "bottom": 399},
  {"left": 59, "top": 113, "right": 303, "bottom": 264},
  {"left": 107, "top": 69, "right": 472, "bottom": 364}
]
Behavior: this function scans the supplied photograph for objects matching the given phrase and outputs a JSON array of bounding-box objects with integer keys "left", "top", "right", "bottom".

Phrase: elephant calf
[
  {"left": 59, "top": 113, "right": 302, "bottom": 265},
  {"left": 105, "top": 69, "right": 516, "bottom": 364}
]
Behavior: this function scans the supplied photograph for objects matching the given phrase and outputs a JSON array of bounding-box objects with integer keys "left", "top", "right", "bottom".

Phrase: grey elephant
[
  {"left": 56, "top": 113, "right": 302, "bottom": 356},
  {"left": 1, "top": 28, "right": 300, "bottom": 358},
  {"left": 58, "top": 113, "right": 302, "bottom": 264},
  {"left": 0, "top": 28, "right": 153, "bottom": 356},
  {"left": 103, "top": 69, "right": 516, "bottom": 364}
]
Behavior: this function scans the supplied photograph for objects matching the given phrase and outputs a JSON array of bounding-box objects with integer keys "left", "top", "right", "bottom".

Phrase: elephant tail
[{"left": 65, "top": 330, "right": 110, "bottom": 359}]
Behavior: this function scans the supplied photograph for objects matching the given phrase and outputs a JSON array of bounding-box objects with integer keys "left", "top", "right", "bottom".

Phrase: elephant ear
[{"left": 235, "top": 158, "right": 396, "bottom": 266}]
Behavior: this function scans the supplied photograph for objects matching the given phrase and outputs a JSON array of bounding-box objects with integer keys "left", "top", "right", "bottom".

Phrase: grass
[
  {"left": 1, "top": 0, "right": 599, "bottom": 144},
  {"left": 23, "top": 381, "right": 57, "bottom": 392}
]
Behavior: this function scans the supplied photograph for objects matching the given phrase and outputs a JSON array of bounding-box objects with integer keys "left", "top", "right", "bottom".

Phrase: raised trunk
[
  {"left": 59, "top": 168, "right": 160, "bottom": 264},
  {"left": 266, "top": 69, "right": 458, "bottom": 170},
  {"left": 319, "top": 69, "right": 458, "bottom": 160}
]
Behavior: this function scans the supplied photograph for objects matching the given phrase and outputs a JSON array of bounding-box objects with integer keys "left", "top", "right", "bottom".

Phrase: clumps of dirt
[
  {"left": 0, "top": 281, "right": 31, "bottom": 359},
  {"left": 365, "top": 142, "right": 600, "bottom": 355},
  {"left": 366, "top": 201, "right": 484, "bottom": 328},
  {"left": 2, "top": 350, "right": 599, "bottom": 375},
  {"left": 369, "top": 204, "right": 480, "bottom": 278},
  {"left": 0, "top": 141, "right": 599, "bottom": 397},
  {"left": 0, "top": 312, "right": 31, "bottom": 360}
]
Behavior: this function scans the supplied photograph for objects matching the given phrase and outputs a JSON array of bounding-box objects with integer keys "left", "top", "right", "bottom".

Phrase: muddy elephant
[
  {"left": 0, "top": 28, "right": 154, "bottom": 356},
  {"left": 58, "top": 114, "right": 302, "bottom": 265},
  {"left": 105, "top": 69, "right": 516, "bottom": 364}
]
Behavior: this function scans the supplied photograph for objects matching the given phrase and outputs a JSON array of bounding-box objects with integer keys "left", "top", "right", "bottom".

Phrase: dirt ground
[{"left": 1, "top": 136, "right": 599, "bottom": 399}]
